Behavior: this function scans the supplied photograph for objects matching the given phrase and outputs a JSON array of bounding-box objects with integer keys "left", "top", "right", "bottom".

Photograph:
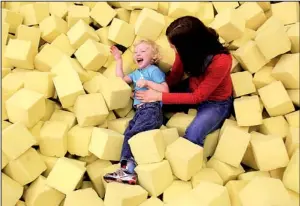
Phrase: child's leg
[{"left": 104, "top": 102, "right": 163, "bottom": 184}]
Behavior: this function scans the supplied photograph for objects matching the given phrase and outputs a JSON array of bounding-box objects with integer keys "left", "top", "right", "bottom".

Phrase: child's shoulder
[{"left": 147, "top": 64, "right": 163, "bottom": 73}]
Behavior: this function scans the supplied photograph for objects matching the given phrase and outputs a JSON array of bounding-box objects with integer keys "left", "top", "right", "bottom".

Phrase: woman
[{"left": 135, "top": 16, "right": 233, "bottom": 147}]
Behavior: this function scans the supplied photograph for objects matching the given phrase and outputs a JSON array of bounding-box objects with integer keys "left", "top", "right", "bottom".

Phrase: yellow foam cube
[
  {"left": 210, "top": 9, "right": 245, "bottom": 43},
  {"left": 203, "top": 129, "right": 220, "bottom": 158},
  {"left": 140, "top": 197, "right": 163, "bottom": 206},
  {"left": 16, "top": 200, "right": 26, "bottom": 206},
  {"left": 255, "top": 17, "right": 291, "bottom": 60},
  {"left": 238, "top": 171, "right": 270, "bottom": 181},
  {"left": 51, "top": 33, "right": 76, "bottom": 56},
  {"left": 2, "top": 73, "right": 24, "bottom": 98},
  {"left": 2, "top": 67, "right": 11, "bottom": 78},
  {"left": 49, "top": 2, "right": 72, "bottom": 19},
  {"left": 225, "top": 180, "right": 248, "bottom": 206},
  {"left": 212, "top": 2, "right": 239, "bottom": 13},
  {"left": 115, "top": 8, "right": 130, "bottom": 23},
  {"left": 155, "top": 34, "right": 176, "bottom": 73},
  {"left": 161, "top": 128, "right": 179, "bottom": 147},
  {"left": 16, "top": 24, "right": 41, "bottom": 51},
  {"left": 67, "top": 19, "right": 99, "bottom": 50},
  {"left": 157, "top": 2, "right": 169, "bottom": 15},
  {"left": 64, "top": 188, "right": 104, "bottom": 206},
  {"left": 234, "top": 95, "right": 263, "bottom": 127},
  {"left": 2, "top": 9, "right": 23, "bottom": 34},
  {"left": 190, "top": 181, "right": 231, "bottom": 206},
  {"left": 98, "top": 77, "right": 132, "bottom": 110},
  {"left": 46, "top": 157, "right": 86, "bottom": 194},
  {"left": 89, "top": 128, "right": 124, "bottom": 161},
  {"left": 287, "top": 89, "right": 299, "bottom": 107},
  {"left": 256, "top": 2, "right": 271, "bottom": 11},
  {"left": 258, "top": 116, "right": 289, "bottom": 138},
  {"left": 39, "top": 121, "right": 68, "bottom": 157},
  {"left": 128, "top": 129, "right": 165, "bottom": 164},
  {"left": 67, "top": 125, "right": 93, "bottom": 157},
  {"left": 129, "top": 10, "right": 141, "bottom": 25},
  {"left": 269, "top": 167, "right": 285, "bottom": 180},
  {"left": 30, "top": 121, "right": 44, "bottom": 145},
  {"left": 34, "top": 43, "right": 66, "bottom": 72},
  {"left": 168, "top": 2, "right": 201, "bottom": 18},
  {"left": 90, "top": 2, "right": 116, "bottom": 27},
  {"left": 114, "top": 98, "right": 133, "bottom": 118},
  {"left": 74, "top": 93, "right": 109, "bottom": 127},
  {"left": 166, "top": 113, "right": 194, "bottom": 136},
  {"left": 271, "top": 2, "right": 299, "bottom": 25},
  {"left": 5, "top": 39, "right": 35, "bottom": 70},
  {"left": 2, "top": 122, "right": 36, "bottom": 160},
  {"left": 236, "top": 2, "right": 267, "bottom": 30},
  {"left": 2, "top": 151, "right": 9, "bottom": 169},
  {"left": 6, "top": 88, "right": 45, "bottom": 128},
  {"left": 24, "top": 175, "right": 65, "bottom": 206},
  {"left": 95, "top": 27, "right": 114, "bottom": 46},
  {"left": 272, "top": 53, "right": 299, "bottom": 89},
  {"left": 285, "top": 111, "right": 299, "bottom": 128},
  {"left": 253, "top": 65, "right": 276, "bottom": 89},
  {"left": 229, "top": 28, "right": 256, "bottom": 50},
  {"left": 129, "top": 2, "right": 158, "bottom": 10},
  {"left": 135, "top": 160, "right": 173, "bottom": 197},
  {"left": 288, "top": 189, "right": 300, "bottom": 206},
  {"left": 232, "top": 40, "right": 268, "bottom": 74},
  {"left": 192, "top": 168, "right": 223, "bottom": 188},
  {"left": 19, "top": 3, "right": 49, "bottom": 26},
  {"left": 239, "top": 176, "right": 291, "bottom": 206},
  {"left": 53, "top": 74, "right": 85, "bottom": 108},
  {"left": 99, "top": 111, "right": 117, "bottom": 128},
  {"left": 220, "top": 119, "right": 249, "bottom": 137},
  {"left": 231, "top": 71, "right": 256, "bottom": 97},
  {"left": 165, "top": 138, "right": 203, "bottom": 181},
  {"left": 2, "top": 120, "right": 12, "bottom": 130},
  {"left": 206, "top": 158, "right": 245, "bottom": 183},
  {"left": 39, "top": 15, "right": 68, "bottom": 43},
  {"left": 86, "top": 159, "right": 112, "bottom": 198},
  {"left": 2, "top": 173, "right": 23, "bottom": 206},
  {"left": 214, "top": 126, "right": 251, "bottom": 167},
  {"left": 108, "top": 18, "right": 135, "bottom": 47},
  {"left": 104, "top": 182, "right": 148, "bottom": 206},
  {"left": 258, "top": 81, "right": 295, "bottom": 116},
  {"left": 50, "top": 109, "right": 76, "bottom": 129},
  {"left": 195, "top": 2, "right": 214, "bottom": 26},
  {"left": 38, "top": 152, "right": 58, "bottom": 177},
  {"left": 285, "top": 127, "right": 299, "bottom": 158},
  {"left": 4, "top": 148, "right": 47, "bottom": 185},
  {"left": 2, "top": 92, "right": 11, "bottom": 121},
  {"left": 81, "top": 181, "right": 93, "bottom": 189},
  {"left": 75, "top": 39, "right": 109, "bottom": 71},
  {"left": 107, "top": 117, "right": 132, "bottom": 134},
  {"left": 24, "top": 72, "right": 54, "bottom": 98},
  {"left": 163, "top": 180, "right": 191, "bottom": 203},
  {"left": 67, "top": 5, "right": 90, "bottom": 28},
  {"left": 251, "top": 133, "right": 289, "bottom": 171},
  {"left": 135, "top": 8, "right": 165, "bottom": 41},
  {"left": 287, "top": 22, "right": 299, "bottom": 53}
]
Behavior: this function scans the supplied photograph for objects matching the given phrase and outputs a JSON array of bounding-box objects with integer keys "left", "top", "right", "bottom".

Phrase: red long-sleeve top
[{"left": 163, "top": 53, "right": 233, "bottom": 104}]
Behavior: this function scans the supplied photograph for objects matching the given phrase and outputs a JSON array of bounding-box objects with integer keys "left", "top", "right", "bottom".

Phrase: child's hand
[
  {"left": 136, "top": 79, "right": 148, "bottom": 88},
  {"left": 110, "top": 46, "right": 122, "bottom": 61}
]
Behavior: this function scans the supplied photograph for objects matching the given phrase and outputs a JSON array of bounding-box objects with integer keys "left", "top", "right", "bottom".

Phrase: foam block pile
[{"left": 2, "top": 2, "right": 299, "bottom": 206}]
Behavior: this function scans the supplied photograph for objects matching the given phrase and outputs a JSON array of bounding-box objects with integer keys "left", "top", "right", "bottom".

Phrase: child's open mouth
[{"left": 136, "top": 58, "right": 143, "bottom": 64}]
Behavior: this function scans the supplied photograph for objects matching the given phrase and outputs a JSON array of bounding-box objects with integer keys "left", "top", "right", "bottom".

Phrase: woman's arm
[{"left": 166, "top": 53, "right": 184, "bottom": 87}]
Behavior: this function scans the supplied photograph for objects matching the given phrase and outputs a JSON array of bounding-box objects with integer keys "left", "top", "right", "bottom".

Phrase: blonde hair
[{"left": 134, "top": 39, "right": 161, "bottom": 64}]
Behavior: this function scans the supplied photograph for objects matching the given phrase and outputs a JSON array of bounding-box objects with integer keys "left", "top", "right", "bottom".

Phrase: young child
[{"left": 103, "top": 39, "right": 169, "bottom": 185}]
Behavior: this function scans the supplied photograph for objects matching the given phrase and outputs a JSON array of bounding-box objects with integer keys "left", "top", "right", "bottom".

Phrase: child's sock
[{"left": 120, "top": 158, "right": 137, "bottom": 174}]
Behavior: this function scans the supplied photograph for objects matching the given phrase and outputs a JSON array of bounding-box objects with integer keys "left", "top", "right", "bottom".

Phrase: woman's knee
[{"left": 184, "top": 123, "right": 207, "bottom": 146}]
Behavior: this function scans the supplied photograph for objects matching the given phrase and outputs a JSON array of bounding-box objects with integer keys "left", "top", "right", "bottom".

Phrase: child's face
[{"left": 134, "top": 43, "right": 154, "bottom": 69}]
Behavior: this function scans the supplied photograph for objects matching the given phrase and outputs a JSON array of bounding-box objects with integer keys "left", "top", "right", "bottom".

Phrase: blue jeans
[
  {"left": 163, "top": 79, "right": 233, "bottom": 146},
  {"left": 120, "top": 102, "right": 163, "bottom": 170}
]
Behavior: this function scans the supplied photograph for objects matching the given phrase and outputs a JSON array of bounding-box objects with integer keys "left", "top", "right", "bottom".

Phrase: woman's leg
[{"left": 184, "top": 97, "right": 233, "bottom": 147}]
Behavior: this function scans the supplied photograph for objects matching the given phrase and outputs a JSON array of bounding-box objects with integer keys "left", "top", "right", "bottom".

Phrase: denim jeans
[
  {"left": 121, "top": 102, "right": 163, "bottom": 163},
  {"left": 163, "top": 79, "right": 233, "bottom": 147}
]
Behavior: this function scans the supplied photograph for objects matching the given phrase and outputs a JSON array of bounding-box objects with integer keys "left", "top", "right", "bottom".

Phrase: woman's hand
[
  {"left": 110, "top": 46, "right": 122, "bottom": 61},
  {"left": 135, "top": 89, "right": 162, "bottom": 102},
  {"left": 136, "top": 79, "right": 148, "bottom": 88}
]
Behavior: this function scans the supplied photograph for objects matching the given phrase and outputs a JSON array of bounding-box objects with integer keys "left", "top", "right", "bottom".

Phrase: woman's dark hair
[{"left": 166, "top": 16, "right": 229, "bottom": 77}]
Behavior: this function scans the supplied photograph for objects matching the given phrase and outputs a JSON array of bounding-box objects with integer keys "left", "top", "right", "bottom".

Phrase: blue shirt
[{"left": 128, "top": 65, "right": 166, "bottom": 106}]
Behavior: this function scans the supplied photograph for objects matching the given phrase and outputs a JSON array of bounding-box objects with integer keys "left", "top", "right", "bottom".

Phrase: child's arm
[
  {"left": 111, "top": 46, "right": 132, "bottom": 84},
  {"left": 137, "top": 80, "right": 169, "bottom": 93}
]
